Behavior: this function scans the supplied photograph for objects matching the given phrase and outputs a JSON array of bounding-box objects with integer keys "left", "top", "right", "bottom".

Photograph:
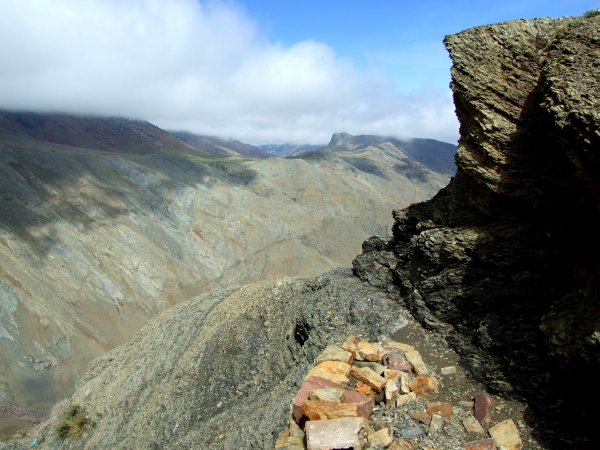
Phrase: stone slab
[
  {"left": 463, "top": 416, "right": 486, "bottom": 434},
  {"left": 464, "top": 439, "right": 495, "bottom": 450},
  {"left": 309, "top": 388, "right": 345, "bottom": 403},
  {"left": 305, "top": 417, "right": 365, "bottom": 450},
  {"left": 426, "top": 401, "right": 453, "bottom": 418},
  {"left": 316, "top": 345, "right": 353, "bottom": 365},
  {"left": 489, "top": 419, "right": 523, "bottom": 450},
  {"left": 404, "top": 350, "right": 429, "bottom": 375},
  {"left": 351, "top": 366, "right": 387, "bottom": 391},
  {"left": 301, "top": 400, "right": 360, "bottom": 421},
  {"left": 343, "top": 336, "right": 380, "bottom": 361},
  {"left": 307, "top": 361, "right": 351, "bottom": 385}
]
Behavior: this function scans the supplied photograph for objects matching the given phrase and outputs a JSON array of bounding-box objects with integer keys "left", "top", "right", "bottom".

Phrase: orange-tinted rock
[
  {"left": 355, "top": 380, "right": 372, "bottom": 395},
  {"left": 408, "top": 374, "right": 440, "bottom": 397},
  {"left": 301, "top": 400, "right": 361, "bottom": 421},
  {"left": 351, "top": 366, "right": 387, "bottom": 392},
  {"left": 389, "top": 440, "right": 414, "bottom": 450},
  {"left": 489, "top": 419, "right": 523, "bottom": 450},
  {"left": 343, "top": 336, "right": 380, "bottom": 361},
  {"left": 307, "top": 361, "right": 351, "bottom": 385},
  {"left": 426, "top": 402, "right": 453, "bottom": 418},
  {"left": 384, "top": 369, "right": 400, "bottom": 381},
  {"left": 411, "top": 411, "right": 432, "bottom": 425},
  {"left": 396, "top": 392, "right": 418, "bottom": 406},
  {"left": 368, "top": 428, "right": 393, "bottom": 448},
  {"left": 473, "top": 394, "right": 494, "bottom": 423},
  {"left": 292, "top": 376, "right": 373, "bottom": 424},
  {"left": 464, "top": 439, "right": 495, "bottom": 450},
  {"left": 275, "top": 429, "right": 290, "bottom": 448}
]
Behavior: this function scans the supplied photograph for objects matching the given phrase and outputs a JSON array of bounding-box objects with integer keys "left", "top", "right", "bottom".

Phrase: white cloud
[{"left": 0, "top": 0, "right": 459, "bottom": 144}]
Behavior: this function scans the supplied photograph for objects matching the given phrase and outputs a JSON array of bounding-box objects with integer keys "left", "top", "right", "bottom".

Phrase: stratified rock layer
[{"left": 354, "top": 16, "right": 600, "bottom": 448}]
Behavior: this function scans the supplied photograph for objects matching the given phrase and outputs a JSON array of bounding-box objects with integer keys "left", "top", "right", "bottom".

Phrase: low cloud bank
[{"left": 0, "top": 0, "right": 459, "bottom": 144}]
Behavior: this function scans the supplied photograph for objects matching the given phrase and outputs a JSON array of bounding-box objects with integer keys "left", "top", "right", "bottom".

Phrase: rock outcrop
[{"left": 354, "top": 16, "right": 600, "bottom": 448}]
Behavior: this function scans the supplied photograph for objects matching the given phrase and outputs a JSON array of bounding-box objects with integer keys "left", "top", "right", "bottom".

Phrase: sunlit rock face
[{"left": 354, "top": 16, "right": 600, "bottom": 448}]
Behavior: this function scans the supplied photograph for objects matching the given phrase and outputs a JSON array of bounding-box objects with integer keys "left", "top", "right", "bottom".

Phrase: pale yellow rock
[
  {"left": 309, "top": 388, "right": 345, "bottom": 403},
  {"left": 368, "top": 427, "right": 393, "bottom": 448},
  {"left": 374, "top": 342, "right": 388, "bottom": 360},
  {"left": 383, "top": 341, "right": 415, "bottom": 352},
  {"left": 384, "top": 369, "right": 400, "bottom": 381},
  {"left": 396, "top": 392, "right": 417, "bottom": 406},
  {"left": 404, "top": 350, "right": 429, "bottom": 375},
  {"left": 385, "top": 379, "right": 399, "bottom": 402},
  {"left": 350, "top": 366, "right": 387, "bottom": 392},
  {"left": 316, "top": 345, "right": 353, "bottom": 365},
  {"left": 343, "top": 336, "right": 380, "bottom": 361},
  {"left": 463, "top": 416, "right": 486, "bottom": 434},
  {"left": 441, "top": 366, "right": 457, "bottom": 375},
  {"left": 307, "top": 361, "right": 351, "bottom": 385},
  {"left": 489, "top": 419, "right": 523, "bottom": 450},
  {"left": 399, "top": 372, "right": 411, "bottom": 394}
]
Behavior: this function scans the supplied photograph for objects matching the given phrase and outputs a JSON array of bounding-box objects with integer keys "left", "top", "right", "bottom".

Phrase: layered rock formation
[{"left": 354, "top": 16, "right": 600, "bottom": 448}]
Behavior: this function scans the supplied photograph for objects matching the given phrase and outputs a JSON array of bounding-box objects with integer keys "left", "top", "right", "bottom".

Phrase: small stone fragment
[
  {"left": 441, "top": 366, "right": 457, "bottom": 375},
  {"left": 353, "top": 361, "right": 387, "bottom": 375},
  {"left": 463, "top": 416, "right": 486, "bottom": 434},
  {"left": 383, "top": 354, "right": 413, "bottom": 372},
  {"left": 404, "top": 350, "right": 429, "bottom": 375},
  {"left": 396, "top": 392, "right": 418, "bottom": 406},
  {"left": 464, "top": 439, "right": 495, "bottom": 450},
  {"left": 428, "top": 414, "right": 445, "bottom": 434},
  {"left": 316, "top": 345, "right": 353, "bottom": 365},
  {"left": 489, "top": 419, "right": 523, "bottom": 450},
  {"left": 301, "top": 400, "right": 361, "bottom": 421},
  {"left": 459, "top": 401, "right": 474, "bottom": 409},
  {"left": 385, "top": 379, "right": 399, "bottom": 402},
  {"left": 383, "top": 341, "right": 415, "bottom": 352},
  {"left": 309, "top": 388, "right": 345, "bottom": 403},
  {"left": 305, "top": 417, "right": 365, "bottom": 450},
  {"left": 408, "top": 374, "right": 440, "bottom": 397},
  {"left": 384, "top": 369, "right": 399, "bottom": 381},
  {"left": 399, "top": 372, "right": 411, "bottom": 394},
  {"left": 426, "top": 401, "right": 453, "bottom": 418},
  {"left": 351, "top": 366, "right": 387, "bottom": 392},
  {"left": 389, "top": 439, "right": 414, "bottom": 450},
  {"left": 275, "top": 429, "right": 290, "bottom": 448},
  {"left": 473, "top": 394, "right": 494, "bottom": 423},
  {"left": 411, "top": 411, "right": 431, "bottom": 425},
  {"left": 343, "top": 336, "right": 380, "bottom": 361},
  {"left": 355, "top": 380, "right": 372, "bottom": 395},
  {"left": 369, "top": 428, "right": 393, "bottom": 448},
  {"left": 308, "top": 361, "right": 351, "bottom": 385}
]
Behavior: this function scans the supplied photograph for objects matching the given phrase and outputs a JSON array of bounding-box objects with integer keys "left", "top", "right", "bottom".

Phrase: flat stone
[
  {"left": 408, "top": 374, "right": 440, "bottom": 397},
  {"left": 383, "top": 354, "right": 413, "bottom": 372},
  {"left": 428, "top": 414, "right": 445, "bottom": 434},
  {"left": 305, "top": 417, "right": 365, "bottom": 450},
  {"left": 307, "top": 361, "right": 351, "bottom": 386},
  {"left": 396, "top": 392, "right": 418, "bottom": 406},
  {"left": 441, "top": 366, "right": 457, "bottom": 375},
  {"left": 351, "top": 366, "right": 387, "bottom": 392},
  {"left": 316, "top": 345, "right": 353, "bottom": 365},
  {"left": 343, "top": 336, "right": 380, "bottom": 361},
  {"left": 389, "top": 439, "right": 414, "bottom": 450},
  {"left": 473, "top": 394, "right": 494, "bottom": 423},
  {"left": 353, "top": 361, "right": 387, "bottom": 375},
  {"left": 459, "top": 401, "right": 474, "bottom": 409},
  {"left": 385, "top": 379, "right": 399, "bottom": 402},
  {"left": 411, "top": 411, "right": 432, "bottom": 425},
  {"left": 355, "top": 380, "right": 372, "bottom": 395},
  {"left": 489, "top": 419, "right": 523, "bottom": 450},
  {"left": 292, "top": 376, "right": 373, "bottom": 424},
  {"left": 464, "top": 439, "right": 495, "bottom": 450},
  {"left": 426, "top": 401, "right": 453, "bottom": 418},
  {"left": 368, "top": 428, "right": 393, "bottom": 448},
  {"left": 399, "top": 372, "right": 411, "bottom": 394},
  {"left": 404, "top": 350, "right": 429, "bottom": 375},
  {"left": 301, "top": 400, "right": 360, "bottom": 421},
  {"left": 463, "top": 416, "right": 486, "bottom": 434},
  {"left": 383, "top": 341, "right": 415, "bottom": 352},
  {"left": 309, "top": 388, "right": 345, "bottom": 403}
]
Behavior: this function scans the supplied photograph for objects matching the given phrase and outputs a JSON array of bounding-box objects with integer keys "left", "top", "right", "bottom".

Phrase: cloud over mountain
[{"left": 0, "top": 0, "right": 459, "bottom": 144}]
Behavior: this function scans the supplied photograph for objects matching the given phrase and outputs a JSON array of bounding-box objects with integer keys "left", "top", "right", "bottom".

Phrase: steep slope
[
  {"left": 354, "top": 16, "right": 600, "bottom": 448},
  {"left": 0, "top": 111, "right": 208, "bottom": 156},
  {"left": 171, "top": 131, "right": 272, "bottom": 159},
  {"left": 0, "top": 123, "right": 450, "bottom": 406},
  {"left": 259, "top": 143, "right": 324, "bottom": 157}
]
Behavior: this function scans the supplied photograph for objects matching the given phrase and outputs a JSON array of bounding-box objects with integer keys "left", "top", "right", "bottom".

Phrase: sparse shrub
[
  {"left": 583, "top": 9, "right": 600, "bottom": 18},
  {"left": 51, "top": 400, "right": 91, "bottom": 440}
]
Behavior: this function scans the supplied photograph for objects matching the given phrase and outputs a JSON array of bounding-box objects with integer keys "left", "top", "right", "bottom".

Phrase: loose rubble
[{"left": 276, "top": 336, "right": 528, "bottom": 450}]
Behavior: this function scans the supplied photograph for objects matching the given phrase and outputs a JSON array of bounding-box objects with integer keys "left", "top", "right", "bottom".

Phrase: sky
[{"left": 0, "top": 0, "right": 598, "bottom": 145}]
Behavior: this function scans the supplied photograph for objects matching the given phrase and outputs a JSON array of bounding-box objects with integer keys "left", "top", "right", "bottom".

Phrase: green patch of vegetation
[
  {"left": 55, "top": 404, "right": 90, "bottom": 440},
  {"left": 183, "top": 154, "right": 255, "bottom": 164},
  {"left": 583, "top": 9, "right": 600, "bottom": 18}
]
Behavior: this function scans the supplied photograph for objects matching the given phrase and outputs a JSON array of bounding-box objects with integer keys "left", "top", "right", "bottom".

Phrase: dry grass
[
  {"left": 583, "top": 10, "right": 600, "bottom": 18},
  {"left": 51, "top": 401, "right": 90, "bottom": 440}
]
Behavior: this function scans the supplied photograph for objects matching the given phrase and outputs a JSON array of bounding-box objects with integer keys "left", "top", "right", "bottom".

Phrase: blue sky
[{"left": 0, "top": 0, "right": 598, "bottom": 145}]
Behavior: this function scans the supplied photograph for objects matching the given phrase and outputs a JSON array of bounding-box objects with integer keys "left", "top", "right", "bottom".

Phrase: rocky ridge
[{"left": 354, "top": 15, "right": 600, "bottom": 448}]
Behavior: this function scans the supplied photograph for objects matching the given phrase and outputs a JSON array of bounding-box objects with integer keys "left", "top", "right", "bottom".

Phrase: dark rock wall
[{"left": 354, "top": 17, "right": 600, "bottom": 448}]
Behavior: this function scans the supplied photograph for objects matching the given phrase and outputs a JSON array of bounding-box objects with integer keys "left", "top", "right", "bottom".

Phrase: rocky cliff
[{"left": 354, "top": 16, "right": 600, "bottom": 448}]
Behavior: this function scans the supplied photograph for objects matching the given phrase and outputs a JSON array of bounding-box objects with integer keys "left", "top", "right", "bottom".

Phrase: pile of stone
[{"left": 275, "top": 336, "right": 523, "bottom": 450}]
